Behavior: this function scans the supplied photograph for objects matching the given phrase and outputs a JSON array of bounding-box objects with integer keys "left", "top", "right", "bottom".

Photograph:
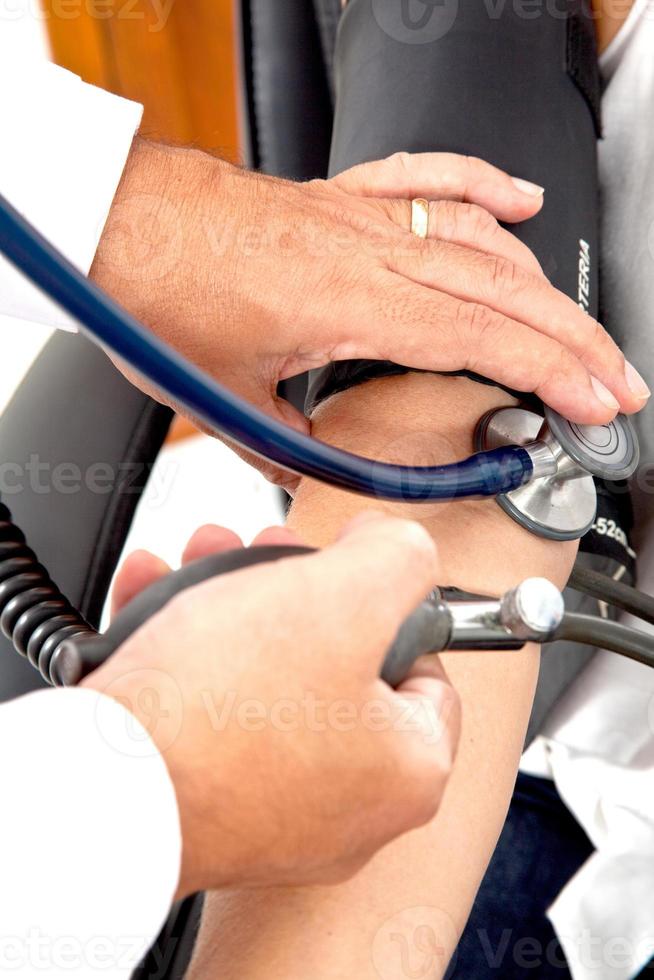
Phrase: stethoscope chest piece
[
  {"left": 542, "top": 407, "right": 639, "bottom": 482},
  {"left": 475, "top": 405, "right": 638, "bottom": 542}
]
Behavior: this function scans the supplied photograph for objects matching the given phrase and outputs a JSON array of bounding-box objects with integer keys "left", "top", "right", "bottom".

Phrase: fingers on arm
[
  {"left": 182, "top": 525, "right": 244, "bottom": 564},
  {"left": 385, "top": 199, "right": 543, "bottom": 276},
  {"left": 383, "top": 245, "right": 638, "bottom": 416},
  {"left": 111, "top": 551, "right": 172, "bottom": 617},
  {"left": 339, "top": 275, "right": 618, "bottom": 424},
  {"left": 307, "top": 513, "right": 440, "bottom": 670},
  {"left": 112, "top": 527, "right": 247, "bottom": 617},
  {"left": 331, "top": 152, "right": 544, "bottom": 222}
]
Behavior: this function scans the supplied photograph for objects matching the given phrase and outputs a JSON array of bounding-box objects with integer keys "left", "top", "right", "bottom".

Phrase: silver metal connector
[
  {"left": 447, "top": 578, "right": 564, "bottom": 650},
  {"left": 500, "top": 577, "right": 565, "bottom": 641}
]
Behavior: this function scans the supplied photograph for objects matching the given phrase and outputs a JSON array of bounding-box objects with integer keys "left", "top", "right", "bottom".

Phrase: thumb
[
  {"left": 111, "top": 550, "right": 171, "bottom": 618},
  {"left": 376, "top": 661, "right": 461, "bottom": 832},
  {"left": 394, "top": 662, "right": 461, "bottom": 759},
  {"left": 312, "top": 514, "right": 441, "bottom": 673}
]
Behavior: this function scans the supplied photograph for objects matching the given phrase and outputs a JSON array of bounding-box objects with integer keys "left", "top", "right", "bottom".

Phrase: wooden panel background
[
  {"left": 41, "top": 0, "right": 241, "bottom": 157},
  {"left": 41, "top": 0, "right": 242, "bottom": 441}
]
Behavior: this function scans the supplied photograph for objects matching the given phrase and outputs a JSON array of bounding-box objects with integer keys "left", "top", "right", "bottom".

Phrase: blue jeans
[{"left": 452, "top": 772, "right": 653, "bottom": 978}]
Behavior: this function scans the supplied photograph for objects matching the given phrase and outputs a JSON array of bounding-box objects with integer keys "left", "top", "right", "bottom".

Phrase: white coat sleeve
[
  {"left": 0, "top": 59, "right": 143, "bottom": 331},
  {"left": 0, "top": 687, "right": 182, "bottom": 978}
]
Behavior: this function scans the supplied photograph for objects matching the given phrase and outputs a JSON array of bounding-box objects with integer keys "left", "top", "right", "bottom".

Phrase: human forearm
[
  {"left": 289, "top": 373, "right": 574, "bottom": 584},
  {"left": 187, "top": 372, "right": 577, "bottom": 979},
  {"left": 91, "top": 137, "right": 230, "bottom": 357}
]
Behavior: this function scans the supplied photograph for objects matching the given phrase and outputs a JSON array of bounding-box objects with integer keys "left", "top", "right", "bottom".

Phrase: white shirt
[
  {"left": 521, "top": 4, "right": 654, "bottom": 977},
  {"left": 0, "top": 59, "right": 141, "bottom": 331},
  {"left": 0, "top": 61, "right": 183, "bottom": 976},
  {"left": 0, "top": 688, "right": 182, "bottom": 978}
]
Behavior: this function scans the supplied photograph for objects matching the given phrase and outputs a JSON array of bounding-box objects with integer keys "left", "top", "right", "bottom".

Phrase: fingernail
[
  {"left": 625, "top": 361, "right": 651, "bottom": 400},
  {"left": 511, "top": 176, "right": 545, "bottom": 197},
  {"left": 591, "top": 376, "right": 620, "bottom": 411}
]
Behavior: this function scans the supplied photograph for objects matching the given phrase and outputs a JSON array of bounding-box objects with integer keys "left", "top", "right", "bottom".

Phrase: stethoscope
[{"left": 0, "top": 191, "right": 651, "bottom": 690}]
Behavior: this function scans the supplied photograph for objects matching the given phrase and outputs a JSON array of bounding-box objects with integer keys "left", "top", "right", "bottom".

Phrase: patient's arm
[{"left": 187, "top": 372, "right": 577, "bottom": 979}]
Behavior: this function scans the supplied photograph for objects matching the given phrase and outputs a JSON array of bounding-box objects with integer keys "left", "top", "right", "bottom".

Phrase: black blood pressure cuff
[
  {"left": 308, "top": 0, "right": 602, "bottom": 416},
  {"left": 306, "top": 0, "right": 635, "bottom": 563}
]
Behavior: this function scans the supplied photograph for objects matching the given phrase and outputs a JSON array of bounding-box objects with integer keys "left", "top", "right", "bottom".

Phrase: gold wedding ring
[{"left": 411, "top": 198, "right": 430, "bottom": 239}]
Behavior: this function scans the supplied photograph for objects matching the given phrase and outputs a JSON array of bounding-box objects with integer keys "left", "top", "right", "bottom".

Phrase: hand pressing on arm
[
  {"left": 91, "top": 142, "right": 645, "bottom": 486},
  {"left": 83, "top": 514, "right": 460, "bottom": 901}
]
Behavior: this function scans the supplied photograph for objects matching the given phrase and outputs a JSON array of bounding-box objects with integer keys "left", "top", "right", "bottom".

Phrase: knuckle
[
  {"left": 430, "top": 200, "right": 459, "bottom": 240},
  {"left": 488, "top": 253, "right": 521, "bottom": 294},
  {"left": 536, "top": 345, "right": 578, "bottom": 396},
  {"left": 463, "top": 203, "right": 499, "bottom": 241},
  {"left": 391, "top": 199, "right": 413, "bottom": 233},
  {"left": 395, "top": 521, "right": 438, "bottom": 578},
  {"left": 382, "top": 517, "right": 437, "bottom": 571},
  {"left": 307, "top": 177, "right": 330, "bottom": 195},
  {"left": 464, "top": 301, "right": 500, "bottom": 340},
  {"left": 460, "top": 304, "right": 510, "bottom": 375},
  {"left": 464, "top": 154, "right": 484, "bottom": 174},
  {"left": 388, "top": 150, "right": 413, "bottom": 178}
]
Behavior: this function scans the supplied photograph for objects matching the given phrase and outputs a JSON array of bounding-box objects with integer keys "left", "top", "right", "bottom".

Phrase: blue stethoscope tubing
[{"left": 0, "top": 193, "right": 534, "bottom": 501}]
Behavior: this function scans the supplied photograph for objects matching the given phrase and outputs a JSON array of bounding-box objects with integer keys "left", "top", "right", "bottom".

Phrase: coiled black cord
[
  {"left": 3, "top": 493, "right": 654, "bottom": 686},
  {"left": 0, "top": 500, "right": 98, "bottom": 686}
]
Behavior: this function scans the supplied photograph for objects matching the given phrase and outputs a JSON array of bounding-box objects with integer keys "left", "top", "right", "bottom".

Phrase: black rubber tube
[
  {"left": 568, "top": 564, "right": 654, "bottom": 626},
  {"left": 51, "top": 546, "right": 455, "bottom": 688},
  {"left": 555, "top": 613, "right": 654, "bottom": 670}
]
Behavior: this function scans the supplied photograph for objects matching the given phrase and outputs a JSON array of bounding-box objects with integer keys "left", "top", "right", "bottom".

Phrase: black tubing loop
[
  {"left": 0, "top": 521, "right": 25, "bottom": 543},
  {"left": 26, "top": 614, "right": 81, "bottom": 669},
  {"left": 1, "top": 587, "right": 57, "bottom": 642},
  {"left": 0, "top": 499, "right": 96, "bottom": 682},
  {"left": 39, "top": 626, "right": 91, "bottom": 684},
  {"left": 0, "top": 571, "right": 49, "bottom": 611},
  {"left": 0, "top": 552, "right": 40, "bottom": 582},
  {"left": 13, "top": 599, "right": 71, "bottom": 657}
]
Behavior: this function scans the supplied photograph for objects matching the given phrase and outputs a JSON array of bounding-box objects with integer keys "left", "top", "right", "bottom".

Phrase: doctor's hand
[
  {"left": 91, "top": 140, "right": 647, "bottom": 487},
  {"left": 82, "top": 513, "right": 460, "bottom": 900}
]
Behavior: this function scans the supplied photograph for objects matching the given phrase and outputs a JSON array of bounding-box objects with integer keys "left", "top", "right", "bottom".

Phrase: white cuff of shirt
[
  {"left": 0, "top": 60, "right": 143, "bottom": 331},
  {"left": 0, "top": 687, "right": 182, "bottom": 978}
]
